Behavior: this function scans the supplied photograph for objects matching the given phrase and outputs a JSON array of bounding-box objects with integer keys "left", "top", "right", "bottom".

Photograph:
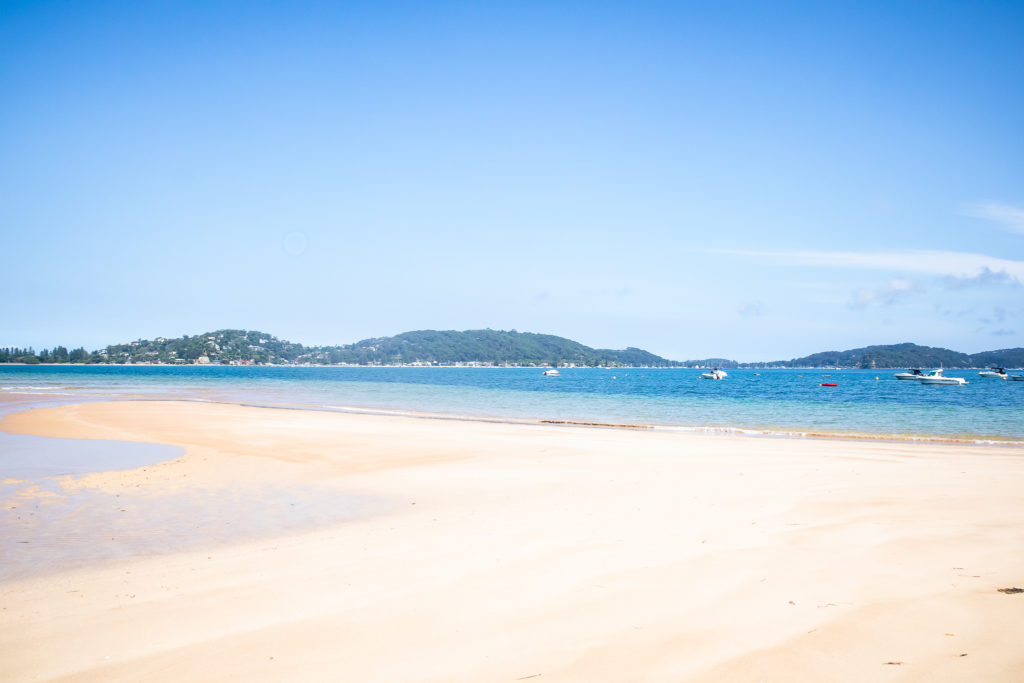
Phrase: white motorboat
[
  {"left": 894, "top": 368, "right": 927, "bottom": 380},
  {"left": 978, "top": 367, "right": 1008, "bottom": 379},
  {"left": 1011, "top": 374, "right": 1024, "bottom": 382},
  {"left": 542, "top": 369, "right": 560, "bottom": 376},
  {"left": 700, "top": 368, "right": 727, "bottom": 380},
  {"left": 919, "top": 369, "right": 967, "bottom": 385}
]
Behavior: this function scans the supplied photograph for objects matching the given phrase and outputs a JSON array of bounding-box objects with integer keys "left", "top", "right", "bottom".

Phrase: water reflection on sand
[{"left": 0, "top": 396, "right": 385, "bottom": 581}]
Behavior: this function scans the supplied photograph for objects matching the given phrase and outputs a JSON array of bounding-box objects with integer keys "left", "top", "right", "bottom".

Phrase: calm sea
[{"left": 2, "top": 365, "right": 1023, "bottom": 443}]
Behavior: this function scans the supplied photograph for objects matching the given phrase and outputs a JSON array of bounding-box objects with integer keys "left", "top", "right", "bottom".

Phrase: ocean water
[{"left": 2, "top": 364, "right": 1023, "bottom": 443}]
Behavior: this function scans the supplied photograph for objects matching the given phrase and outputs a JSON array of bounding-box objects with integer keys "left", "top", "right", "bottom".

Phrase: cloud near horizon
[{"left": 710, "top": 248, "right": 1024, "bottom": 284}]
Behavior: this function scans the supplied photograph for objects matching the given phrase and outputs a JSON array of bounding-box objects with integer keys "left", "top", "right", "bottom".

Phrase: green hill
[
  {"left": 326, "top": 329, "right": 677, "bottom": 366},
  {"left": 968, "top": 348, "right": 1024, "bottom": 368},
  {"left": 760, "top": 343, "right": 1024, "bottom": 369},
  {"left": 777, "top": 343, "right": 972, "bottom": 369},
  {"left": 680, "top": 344, "right": 1024, "bottom": 369},
  {"left": 4, "top": 332, "right": 1022, "bottom": 369},
  {"left": 42, "top": 328, "right": 680, "bottom": 367}
]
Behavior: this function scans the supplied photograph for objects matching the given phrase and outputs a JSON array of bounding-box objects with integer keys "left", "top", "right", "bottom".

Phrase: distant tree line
[
  {"left": 0, "top": 329, "right": 681, "bottom": 367},
  {"left": 0, "top": 346, "right": 92, "bottom": 364},
  {"left": 683, "top": 343, "right": 1024, "bottom": 369},
  {"left": 766, "top": 343, "right": 1024, "bottom": 369},
  {"left": 4, "top": 332, "right": 1022, "bottom": 368}
]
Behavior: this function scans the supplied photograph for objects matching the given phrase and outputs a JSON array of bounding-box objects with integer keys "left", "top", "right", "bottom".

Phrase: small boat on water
[
  {"left": 919, "top": 368, "right": 967, "bottom": 385},
  {"left": 1011, "top": 374, "right": 1024, "bottom": 382},
  {"left": 542, "top": 368, "right": 560, "bottom": 376},
  {"left": 978, "top": 367, "right": 1008, "bottom": 379},
  {"left": 894, "top": 368, "right": 927, "bottom": 380},
  {"left": 700, "top": 368, "right": 727, "bottom": 380}
]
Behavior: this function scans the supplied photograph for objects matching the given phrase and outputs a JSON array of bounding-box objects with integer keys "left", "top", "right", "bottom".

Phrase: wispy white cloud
[
  {"left": 848, "top": 278, "right": 921, "bottom": 310},
  {"left": 737, "top": 300, "right": 764, "bottom": 318},
  {"left": 965, "top": 202, "right": 1024, "bottom": 234},
  {"left": 710, "top": 248, "right": 1024, "bottom": 284}
]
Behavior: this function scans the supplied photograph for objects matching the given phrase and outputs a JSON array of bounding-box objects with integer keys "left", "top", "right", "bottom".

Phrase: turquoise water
[{"left": 2, "top": 365, "right": 1023, "bottom": 442}]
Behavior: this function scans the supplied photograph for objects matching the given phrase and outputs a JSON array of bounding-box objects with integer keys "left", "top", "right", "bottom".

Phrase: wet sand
[{"left": 2, "top": 400, "right": 1024, "bottom": 681}]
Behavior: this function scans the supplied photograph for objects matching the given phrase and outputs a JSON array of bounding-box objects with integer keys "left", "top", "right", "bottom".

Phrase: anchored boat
[{"left": 919, "top": 369, "right": 967, "bottom": 385}]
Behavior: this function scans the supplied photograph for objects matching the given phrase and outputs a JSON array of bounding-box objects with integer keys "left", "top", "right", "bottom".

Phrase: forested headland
[
  {"left": 3, "top": 332, "right": 1022, "bottom": 368},
  {"left": 0, "top": 329, "right": 679, "bottom": 367}
]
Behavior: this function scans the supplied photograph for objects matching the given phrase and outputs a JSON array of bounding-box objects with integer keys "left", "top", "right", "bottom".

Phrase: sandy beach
[{"left": 2, "top": 400, "right": 1024, "bottom": 681}]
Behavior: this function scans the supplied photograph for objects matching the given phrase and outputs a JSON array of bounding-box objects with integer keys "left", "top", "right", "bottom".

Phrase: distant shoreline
[
  {"left": 3, "top": 365, "right": 1022, "bottom": 444},
  {"left": 1, "top": 362, "right": 1021, "bottom": 370},
  {"left": 4, "top": 328, "right": 1021, "bottom": 368}
]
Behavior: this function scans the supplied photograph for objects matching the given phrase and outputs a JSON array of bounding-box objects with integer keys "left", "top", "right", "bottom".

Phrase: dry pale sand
[{"left": 2, "top": 400, "right": 1024, "bottom": 682}]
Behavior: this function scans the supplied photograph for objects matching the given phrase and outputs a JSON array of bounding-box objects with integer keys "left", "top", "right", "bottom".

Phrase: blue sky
[{"left": 2, "top": 1, "right": 1022, "bottom": 361}]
